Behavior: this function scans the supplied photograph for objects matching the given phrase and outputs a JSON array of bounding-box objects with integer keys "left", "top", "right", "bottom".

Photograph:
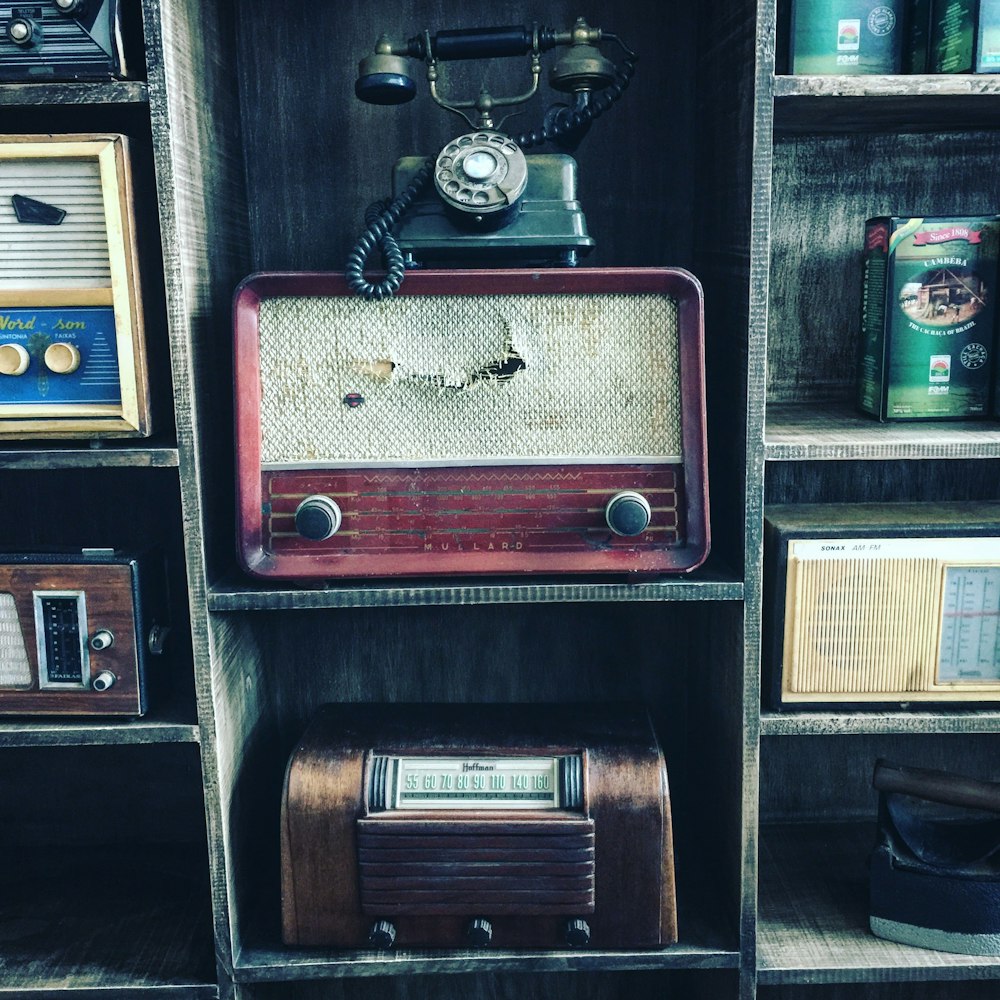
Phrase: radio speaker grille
[
  {"left": 258, "top": 292, "right": 681, "bottom": 466},
  {"left": 0, "top": 159, "right": 111, "bottom": 289},
  {"left": 785, "top": 556, "right": 941, "bottom": 694},
  {"left": 0, "top": 592, "right": 30, "bottom": 688},
  {"left": 356, "top": 819, "right": 596, "bottom": 915}
]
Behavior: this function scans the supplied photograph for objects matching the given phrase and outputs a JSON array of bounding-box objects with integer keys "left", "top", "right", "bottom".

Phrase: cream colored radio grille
[
  {"left": 0, "top": 159, "right": 111, "bottom": 288},
  {"left": 0, "top": 592, "right": 30, "bottom": 689},
  {"left": 782, "top": 538, "right": 1000, "bottom": 701},
  {"left": 258, "top": 292, "right": 681, "bottom": 467}
]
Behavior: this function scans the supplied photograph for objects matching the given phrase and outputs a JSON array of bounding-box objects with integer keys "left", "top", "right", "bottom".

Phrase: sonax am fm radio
[
  {"left": 234, "top": 268, "right": 708, "bottom": 579},
  {"left": 281, "top": 703, "right": 676, "bottom": 950},
  {"left": 0, "top": 1, "right": 129, "bottom": 80},
  {"left": 765, "top": 502, "right": 1000, "bottom": 708},
  {"left": 0, "top": 550, "right": 167, "bottom": 716},
  {"left": 0, "top": 134, "right": 150, "bottom": 438}
]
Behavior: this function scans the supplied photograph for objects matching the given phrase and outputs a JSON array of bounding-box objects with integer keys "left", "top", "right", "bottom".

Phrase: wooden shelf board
[
  {"left": 0, "top": 846, "right": 215, "bottom": 994},
  {"left": 758, "top": 821, "right": 1000, "bottom": 983},
  {"left": 764, "top": 400, "right": 1000, "bottom": 461},
  {"left": 235, "top": 828, "right": 735, "bottom": 980},
  {"left": 761, "top": 709, "right": 1000, "bottom": 736},
  {"left": 233, "top": 944, "right": 738, "bottom": 982},
  {"left": 208, "top": 569, "right": 744, "bottom": 611},
  {"left": 774, "top": 75, "right": 1000, "bottom": 134},
  {"left": 0, "top": 709, "right": 199, "bottom": 748},
  {"left": 0, "top": 443, "right": 178, "bottom": 470},
  {"left": 0, "top": 81, "right": 148, "bottom": 106}
]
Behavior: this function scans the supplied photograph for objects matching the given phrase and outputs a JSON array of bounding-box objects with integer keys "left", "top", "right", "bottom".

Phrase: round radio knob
[
  {"left": 55, "top": 0, "right": 87, "bottom": 13},
  {"left": 605, "top": 491, "right": 652, "bottom": 536},
  {"left": 565, "top": 917, "right": 591, "bottom": 947},
  {"left": 0, "top": 343, "right": 29, "bottom": 376},
  {"left": 44, "top": 342, "right": 81, "bottom": 375},
  {"left": 467, "top": 917, "right": 493, "bottom": 947},
  {"left": 7, "top": 17, "right": 37, "bottom": 45},
  {"left": 294, "top": 495, "right": 342, "bottom": 541},
  {"left": 368, "top": 918, "right": 396, "bottom": 949},
  {"left": 92, "top": 670, "right": 116, "bottom": 692},
  {"left": 90, "top": 629, "right": 115, "bottom": 651}
]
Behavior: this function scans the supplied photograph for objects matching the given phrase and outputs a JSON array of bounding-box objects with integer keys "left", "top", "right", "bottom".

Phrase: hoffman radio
[
  {"left": 0, "top": 550, "right": 167, "bottom": 716},
  {"left": 234, "top": 268, "right": 708, "bottom": 579},
  {"left": 765, "top": 502, "right": 1000, "bottom": 708},
  {"left": 280, "top": 703, "right": 676, "bottom": 950},
  {"left": 0, "top": 1, "right": 130, "bottom": 80},
  {"left": 0, "top": 133, "right": 150, "bottom": 438}
]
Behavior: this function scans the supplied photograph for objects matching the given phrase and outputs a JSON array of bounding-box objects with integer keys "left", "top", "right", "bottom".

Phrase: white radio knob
[
  {"left": 605, "top": 491, "right": 652, "bottom": 536},
  {"left": 7, "top": 18, "right": 36, "bottom": 45},
  {"left": 0, "top": 343, "right": 29, "bottom": 376},
  {"left": 90, "top": 629, "right": 115, "bottom": 651},
  {"left": 44, "top": 342, "right": 81, "bottom": 375},
  {"left": 92, "top": 670, "right": 116, "bottom": 692}
]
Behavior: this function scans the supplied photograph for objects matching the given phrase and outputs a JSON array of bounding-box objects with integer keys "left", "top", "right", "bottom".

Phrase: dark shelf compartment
[
  {"left": 758, "top": 821, "right": 1000, "bottom": 984},
  {"left": 0, "top": 844, "right": 215, "bottom": 996}
]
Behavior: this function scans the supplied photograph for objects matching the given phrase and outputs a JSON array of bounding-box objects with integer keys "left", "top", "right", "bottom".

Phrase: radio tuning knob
[
  {"left": 90, "top": 629, "right": 115, "bottom": 651},
  {"left": 605, "top": 491, "right": 652, "bottom": 536},
  {"left": 55, "top": 0, "right": 87, "bottom": 13},
  {"left": 368, "top": 919, "right": 396, "bottom": 949},
  {"left": 0, "top": 343, "right": 29, "bottom": 376},
  {"left": 44, "top": 343, "right": 81, "bottom": 375},
  {"left": 467, "top": 917, "right": 493, "bottom": 947},
  {"left": 7, "top": 17, "right": 38, "bottom": 45},
  {"left": 294, "top": 495, "right": 343, "bottom": 541},
  {"left": 92, "top": 670, "right": 116, "bottom": 692},
  {"left": 565, "top": 917, "right": 591, "bottom": 947}
]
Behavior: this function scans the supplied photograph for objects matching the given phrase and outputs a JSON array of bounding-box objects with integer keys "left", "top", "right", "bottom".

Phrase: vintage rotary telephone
[{"left": 347, "top": 18, "right": 637, "bottom": 299}]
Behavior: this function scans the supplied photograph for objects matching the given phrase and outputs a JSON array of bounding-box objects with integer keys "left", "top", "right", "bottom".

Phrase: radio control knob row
[
  {"left": 295, "top": 492, "right": 651, "bottom": 539},
  {"left": 0, "top": 342, "right": 81, "bottom": 376},
  {"left": 368, "top": 915, "right": 591, "bottom": 949}
]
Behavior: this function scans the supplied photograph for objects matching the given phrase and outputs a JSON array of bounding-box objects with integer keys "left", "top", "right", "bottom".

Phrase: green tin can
[
  {"left": 858, "top": 216, "right": 1000, "bottom": 421},
  {"left": 790, "top": 0, "right": 904, "bottom": 73}
]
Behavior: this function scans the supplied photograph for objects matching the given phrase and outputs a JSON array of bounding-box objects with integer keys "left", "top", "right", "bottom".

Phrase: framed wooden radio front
[{"left": 0, "top": 134, "right": 151, "bottom": 438}]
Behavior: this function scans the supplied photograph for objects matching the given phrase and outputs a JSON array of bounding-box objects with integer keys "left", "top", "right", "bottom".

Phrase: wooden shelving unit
[{"left": 7, "top": 1, "right": 999, "bottom": 999}]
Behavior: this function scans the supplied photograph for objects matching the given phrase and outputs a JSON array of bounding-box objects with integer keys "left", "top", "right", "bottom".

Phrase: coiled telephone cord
[{"left": 345, "top": 38, "right": 637, "bottom": 300}]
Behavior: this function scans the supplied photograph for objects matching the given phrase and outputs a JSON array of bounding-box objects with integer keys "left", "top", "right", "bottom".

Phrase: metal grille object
[{"left": 258, "top": 292, "right": 681, "bottom": 466}]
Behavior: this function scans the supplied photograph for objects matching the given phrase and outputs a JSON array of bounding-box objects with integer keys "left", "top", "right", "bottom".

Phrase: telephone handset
[{"left": 346, "top": 18, "right": 637, "bottom": 299}]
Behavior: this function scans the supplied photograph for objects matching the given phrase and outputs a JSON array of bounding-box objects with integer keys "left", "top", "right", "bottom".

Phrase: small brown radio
[
  {"left": 280, "top": 703, "right": 676, "bottom": 950},
  {"left": 0, "top": 134, "right": 150, "bottom": 438},
  {"left": 234, "top": 268, "right": 708, "bottom": 579},
  {"left": 765, "top": 502, "right": 1000, "bottom": 708},
  {"left": 0, "top": 551, "right": 165, "bottom": 716}
]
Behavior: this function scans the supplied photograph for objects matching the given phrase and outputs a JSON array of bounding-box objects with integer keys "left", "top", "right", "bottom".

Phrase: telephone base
[{"left": 391, "top": 154, "right": 595, "bottom": 267}]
